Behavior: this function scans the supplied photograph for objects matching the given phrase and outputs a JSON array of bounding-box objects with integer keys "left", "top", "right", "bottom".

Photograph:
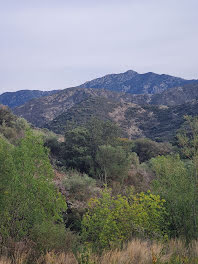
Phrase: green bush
[
  {"left": 132, "top": 138, "right": 172, "bottom": 162},
  {"left": 151, "top": 155, "right": 197, "bottom": 240},
  {"left": 81, "top": 188, "right": 167, "bottom": 251},
  {"left": 0, "top": 130, "right": 67, "bottom": 248},
  {"left": 30, "top": 221, "right": 77, "bottom": 252},
  {"left": 63, "top": 170, "right": 96, "bottom": 201}
]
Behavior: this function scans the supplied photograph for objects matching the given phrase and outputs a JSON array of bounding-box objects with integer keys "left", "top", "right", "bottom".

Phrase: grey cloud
[{"left": 0, "top": 0, "right": 198, "bottom": 93}]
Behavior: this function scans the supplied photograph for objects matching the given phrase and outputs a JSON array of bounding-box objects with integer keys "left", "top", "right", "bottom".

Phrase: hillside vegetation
[
  {"left": 13, "top": 82, "right": 198, "bottom": 141},
  {"left": 1, "top": 105, "right": 198, "bottom": 263},
  {"left": 2, "top": 71, "right": 198, "bottom": 263},
  {"left": 0, "top": 89, "right": 59, "bottom": 108}
]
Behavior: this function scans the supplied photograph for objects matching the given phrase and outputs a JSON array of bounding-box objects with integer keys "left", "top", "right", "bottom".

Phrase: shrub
[
  {"left": 132, "top": 138, "right": 172, "bottom": 162},
  {"left": 0, "top": 131, "right": 67, "bottom": 248},
  {"left": 81, "top": 188, "right": 167, "bottom": 251},
  {"left": 63, "top": 170, "right": 96, "bottom": 201}
]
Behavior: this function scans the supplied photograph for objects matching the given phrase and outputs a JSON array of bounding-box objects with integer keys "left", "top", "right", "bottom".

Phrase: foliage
[
  {"left": 81, "top": 188, "right": 167, "bottom": 250},
  {"left": 151, "top": 155, "right": 196, "bottom": 240},
  {"left": 0, "top": 107, "right": 29, "bottom": 142},
  {"left": 44, "top": 136, "right": 62, "bottom": 157},
  {"left": 132, "top": 138, "right": 172, "bottom": 162},
  {"left": 63, "top": 126, "right": 92, "bottom": 173},
  {"left": 63, "top": 118, "right": 121, "bottom": 177},
  {"left": 176, "top": 115, "right": 198, "bottom": 239},
  {"left": 96, "top": 145, "right": 130, "bottom": 183},
  {"left": 0, "top": 130, "right": 67, "bottom": 248},
  {"left": 0, "top": 106, "right": 16, "bottom": 127},
  {"left": 63, "top": 170, "right": 96, "bottom": 200}
]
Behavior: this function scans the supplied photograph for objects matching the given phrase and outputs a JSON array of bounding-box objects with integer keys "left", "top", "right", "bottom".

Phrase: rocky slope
[
  {"left": 11, "top": 70, "right": 198, "bottom": 141},
  {"left": 0, "top": 89, "right": 59, "bottom": 108},
  {"left": 13, "top": 87, "right": 154, "bottom": 128},
  {"left": 2, "top": 70, "right": 197, "bottom": 109},
  {"left": 12, "top": 84, "right": 198, "bottom": 141},
  {"left": 150, "top": 83, "right": 198, "bottom": 106},
  {"left": 79, "top": 70, "right": 197, "bottom": 94},
  {"left": 46, "top": 97, "right": 198, "bottom": 142}
]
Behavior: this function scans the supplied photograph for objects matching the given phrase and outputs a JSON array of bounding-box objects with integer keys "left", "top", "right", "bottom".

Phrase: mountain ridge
[
  {"left": 0, "top": 89, "right": 60, "bottom": 108},
  {"left": 79, "top": 70, "right": 197, "bottom": 94}
]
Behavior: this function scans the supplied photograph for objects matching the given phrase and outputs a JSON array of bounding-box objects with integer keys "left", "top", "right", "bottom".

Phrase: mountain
[
  {"left": 11, "top": 70, "right": 198, "bottom": 141},
  {"left": 0, "top": 90, "right": 59, "bottom": 108},
  {"left": 13, "top": 87, "right": 142, "bottom": 128},
  {"left": 150, "top": 83, "right": 198, "bottom": 106},
  {"left": 79, "top": 70, "right": 197, "bottom": 94},
  {"left": 45, "top": 97, "right": 198, "bottom": 142},
  {"left": 2, "top": 70, "right": 197, "bottom": 109},
  {"left": 13, "top": 83, "right": 198, "bottom": 141}
]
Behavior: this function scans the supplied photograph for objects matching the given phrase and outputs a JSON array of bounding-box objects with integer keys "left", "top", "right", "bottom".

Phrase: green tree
[
  {"left": 151, "top": 155, "right": 195, "bottom": 240},
  {"left": 132, "top": 138, "right": 172, "bottom": 162},
  {"left": 63, "top": 118, "right": 121, "bottom": 176},
  {"left": 64, "top": 126, "right": 92, "bottom": 173},
  {"left": 96, "top": 145, "right": 130, "bottom": 183},
  {"left": 0, "top": 131, "right": 66, "bottom": 245},
  {"left": 0, "top": 106, "right": 16, "bottom": 127},
  {"left": 177, "top": 115, "right": 198, "bottom": 238}
]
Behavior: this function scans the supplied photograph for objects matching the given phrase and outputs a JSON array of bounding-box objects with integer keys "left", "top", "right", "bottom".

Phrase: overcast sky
[{"left": 0, "top": 0, "right": 198, "bottom": 93}]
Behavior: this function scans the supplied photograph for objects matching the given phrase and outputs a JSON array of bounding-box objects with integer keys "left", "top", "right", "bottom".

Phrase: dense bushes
[
  {"left": 81, "top": 188, "right": 167, "bottom": 251},
  {"left": 63, "top": 170, "right": 96, "bottom": 201},
  {"left": 132, "top": 138, "right": 172, "bottom": 162},
  {"left": 0, "top": 131, "right": 67, "bottom": 251}
]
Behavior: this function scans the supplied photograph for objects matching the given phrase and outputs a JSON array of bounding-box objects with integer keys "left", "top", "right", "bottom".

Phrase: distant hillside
[
  {"left": 150, "top": 83, "right": 198, "bottom": 106},
  {"left": 79, "top": 70, "right": 197, "bottom": 94},
  {"left": 2, "top": 70, "right": 198, "bottom": 109},
  {"left": 0, "top": 89, "right": 59, "bottom": 108},
  {"left": 13, "top": 87, "right": 152, "bottom": 128},
  {"left": 11, "top": 70, "right": 198, "bottom": 141},
  {"left": 46, "top": 97, "right": 198, "bottom": 142},
  {"left": 12, "top": 84, "right": 198, "bottom": 141}
]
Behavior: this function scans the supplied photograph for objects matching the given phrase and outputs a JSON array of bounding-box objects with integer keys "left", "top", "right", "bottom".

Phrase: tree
[
  {"left": 0, "top": 130, "right": 67, "bottom": 244},
  {"left": 176, "top": 115, "right": 198, "bottom": 239},
  {"left": 63, "top": 118, "right": 121, "bottom": 176},
  {"left": 0, "top": 106, "right": 16, "bottom": 127},
  {"left": 96, "top": 145, "right": 130, "bottom": 183},
  {"left": 63, "top": 126, "right": 92, "bottom": 173},
  {"left": 132, "top": 138, "right": 172, "bottom": 162},
  {"left": 151, "top": 155, "right": 195, "bottom": 240}
]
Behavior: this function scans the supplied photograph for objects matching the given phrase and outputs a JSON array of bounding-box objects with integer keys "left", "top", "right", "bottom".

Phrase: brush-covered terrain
[
  {"left": 1, "top": 103, "right": 198, "bottom": 264},
  {"left": 13, "top": 82, "right": 198, "bottom": 142},
  {"left": 1, "top": 70, "right": 198, "bottom": 263}
]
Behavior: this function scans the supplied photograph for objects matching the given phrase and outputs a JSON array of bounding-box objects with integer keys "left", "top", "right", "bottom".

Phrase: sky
[{"left": 0, "top": 0, "right": 198, "bottom": 93}]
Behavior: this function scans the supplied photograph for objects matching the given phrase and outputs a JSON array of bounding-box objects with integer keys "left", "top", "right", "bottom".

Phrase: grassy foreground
[{"left": 1, "top": 239, "right": 198, "bottom": 264}]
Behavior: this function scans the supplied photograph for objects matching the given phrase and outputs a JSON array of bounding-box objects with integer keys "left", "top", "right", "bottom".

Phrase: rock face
[
  {"left": 79, "top": 70, "right": 196, "bottom": 94},
  {"left": 0, "top": 90, "right": 59, "bottom": 108}
]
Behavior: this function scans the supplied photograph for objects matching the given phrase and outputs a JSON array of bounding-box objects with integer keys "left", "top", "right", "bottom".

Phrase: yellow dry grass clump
[{"left": 1, "top": 239, "right": 198, "bottom": 264}]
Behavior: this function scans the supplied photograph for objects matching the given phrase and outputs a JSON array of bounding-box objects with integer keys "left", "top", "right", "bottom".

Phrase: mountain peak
[{"left": 79, "top": 70, "right": 196, "bottom": 94}]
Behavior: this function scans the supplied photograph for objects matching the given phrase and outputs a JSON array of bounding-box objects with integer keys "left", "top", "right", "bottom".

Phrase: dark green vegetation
[
  {"left": 13, "top": 82, "right": 198, "bottom": 142},
  {"left": 46, "top": 96, "right": 198, "bottom": 142},
  {"left": 2, "top": 69, "right": 198, "bottom": 263},
  {"left": 1, "top": 105, "right": 198, "bottom": 263}
]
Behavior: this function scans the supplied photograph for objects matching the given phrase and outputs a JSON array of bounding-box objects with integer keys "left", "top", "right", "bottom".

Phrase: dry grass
[
  {"left": 37, "top": 252, "right": 77, "bottom": 264},
  {"left": 1, "top": 239, "right": 198, "bottom": 264}
]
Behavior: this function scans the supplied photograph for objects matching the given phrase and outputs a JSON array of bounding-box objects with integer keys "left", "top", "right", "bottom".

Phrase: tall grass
[{"left": 1, "top": 239, "right": 198, "bottom": 264}]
